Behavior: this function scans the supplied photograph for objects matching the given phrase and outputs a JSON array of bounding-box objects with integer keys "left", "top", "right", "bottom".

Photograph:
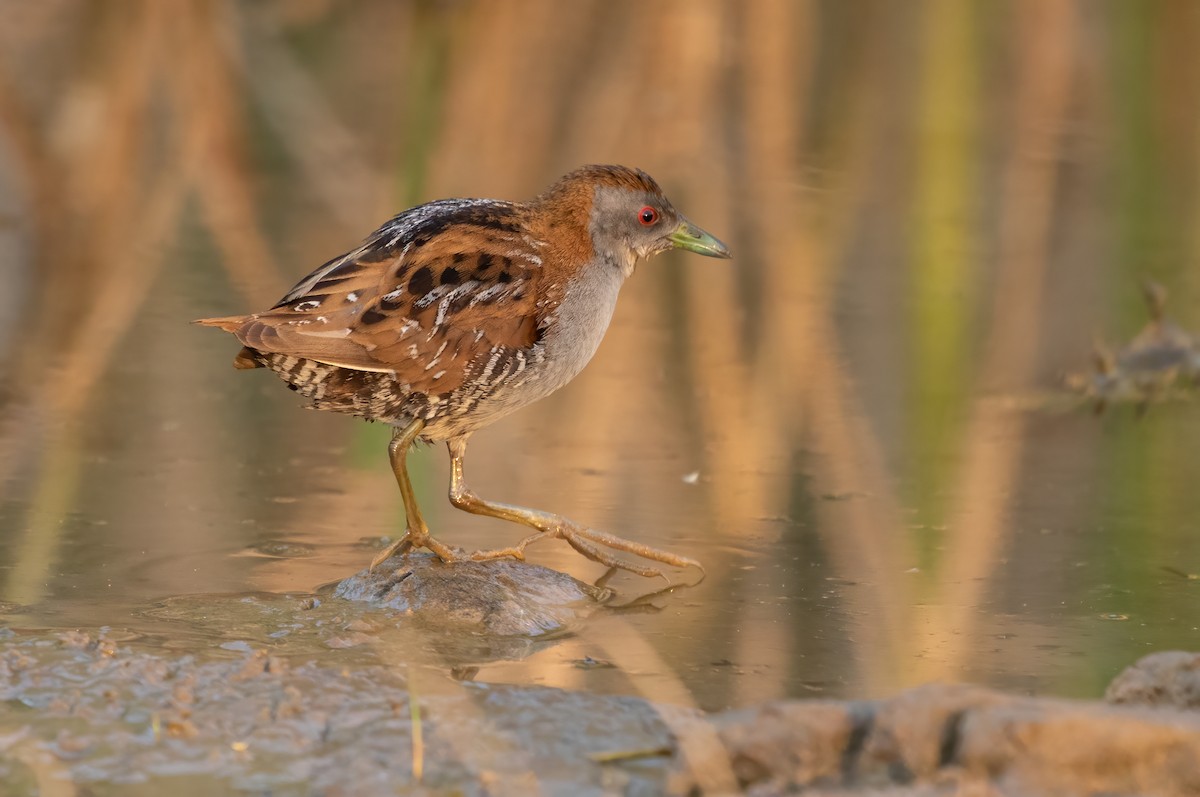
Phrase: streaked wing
[{"left": 227, "top": 199, "right": 548, "bottom": 396}]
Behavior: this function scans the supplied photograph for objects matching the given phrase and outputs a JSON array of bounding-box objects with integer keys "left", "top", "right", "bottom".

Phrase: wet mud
[{"left": 4, "top": 592, "right": 1200, "bottom": 796}]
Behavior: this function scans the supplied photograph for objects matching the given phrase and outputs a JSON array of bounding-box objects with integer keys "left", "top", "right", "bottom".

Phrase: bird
[{"left": 196, "top": 164, "right": 731, "bottom": 577}]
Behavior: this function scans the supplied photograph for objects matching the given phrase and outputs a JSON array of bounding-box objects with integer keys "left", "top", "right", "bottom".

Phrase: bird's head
[{"left": 536, "top": 165, "right": 731, "bottom": 277}]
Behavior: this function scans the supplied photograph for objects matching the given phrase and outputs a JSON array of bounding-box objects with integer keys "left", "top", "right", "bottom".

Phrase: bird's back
[{"left": 198, "top": 197, "right": 571, "bottom": 437}]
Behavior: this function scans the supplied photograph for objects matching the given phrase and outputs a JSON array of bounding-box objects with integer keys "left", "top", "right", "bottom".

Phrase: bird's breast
[
  {"left": 411, "top": 261, "right": 626, "bottom": 439},
  {"left": 537, "top": 261, "right": 625, "bottom": 389}
]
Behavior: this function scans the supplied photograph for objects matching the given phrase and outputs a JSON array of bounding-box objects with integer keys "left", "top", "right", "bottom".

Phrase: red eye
[{"left": 638, "top": 206, "right": 659, "bottom": 226}]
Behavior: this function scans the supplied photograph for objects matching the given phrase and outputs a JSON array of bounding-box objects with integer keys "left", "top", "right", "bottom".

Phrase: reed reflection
[{"left": 0, "top": 1, "right": 1198, "bottom": 705}]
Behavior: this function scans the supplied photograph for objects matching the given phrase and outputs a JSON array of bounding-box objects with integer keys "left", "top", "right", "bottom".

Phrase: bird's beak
[{"left": 668, "top": 218, "right": 732, "bottom": 259}]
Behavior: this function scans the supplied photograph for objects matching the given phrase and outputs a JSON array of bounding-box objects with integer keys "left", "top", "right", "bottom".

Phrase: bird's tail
[
  {"left": 193, "top": 315, "right": 247, "bottom": 333},
  {"left": 194, "top": 315, "right": 261, "bottom": 369}
]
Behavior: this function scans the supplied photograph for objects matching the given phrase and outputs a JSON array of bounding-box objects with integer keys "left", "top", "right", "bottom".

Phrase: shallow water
[
  {"left": 4, "top": 1, "right": 1200, "bottom": 790},
  {"left": 9, "top": 314, "right": 1200, "bottom": 715}
]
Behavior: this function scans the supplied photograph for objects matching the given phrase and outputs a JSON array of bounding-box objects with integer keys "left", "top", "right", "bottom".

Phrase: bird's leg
[
  {"left": 370, "top": 419, "right": 460, "bottom": 570},
  {"left": 445, "top": 438, "right": 702, "bottom": 578}
]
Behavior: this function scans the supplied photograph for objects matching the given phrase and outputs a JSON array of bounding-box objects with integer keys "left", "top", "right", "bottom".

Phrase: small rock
[
  {"left": 50, "top": 730, "right": 93, "bottom": 760},
  {"left": 246, "top": 540, "right": 316, "bottom": 558},
  {"left": 1107, "top": 651, "right": 1200, "bottom": 709},
  {"left": 333, "top": 553, "right": 606, "bottom": 637},
  {"left": 324, "top": 633, "right": 373, "bottom": 650},
  {"left": 229, "top": 650, "right": 286, "bottom": 681}
]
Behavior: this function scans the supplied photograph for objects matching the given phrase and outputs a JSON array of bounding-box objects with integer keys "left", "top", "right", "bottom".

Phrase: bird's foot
[
  {"left": 463, "top": 521, "right": 703, "bottom": 580},
  {"left": 369, "top": 529, "right": 460, "bottom": 571},
  {"left": 465, "top": 531, "right": 549, "bottom": 564},
  {"left": 555, "top": 523, "right": 703, "bottom": 580}
]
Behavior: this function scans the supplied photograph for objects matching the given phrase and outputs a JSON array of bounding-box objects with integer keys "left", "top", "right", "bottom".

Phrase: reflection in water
[{"left": 1, "top": 1, "right": 1200, "bottom": 718}]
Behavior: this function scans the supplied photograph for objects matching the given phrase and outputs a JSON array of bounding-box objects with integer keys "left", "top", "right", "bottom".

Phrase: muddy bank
[
  {"left": 676, "top": 676, "right": 1200, "bottom": 795},
  {"left": 2, "top": 629, "right": 1199, "bottom": 796},
  {"left": 0, "top": 629, "right": 679, "bottom": 797}
]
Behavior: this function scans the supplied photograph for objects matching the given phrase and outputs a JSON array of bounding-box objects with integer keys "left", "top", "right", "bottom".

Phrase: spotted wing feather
[{"left": 214, "top": 200, "right": 548, "bottom": 399}]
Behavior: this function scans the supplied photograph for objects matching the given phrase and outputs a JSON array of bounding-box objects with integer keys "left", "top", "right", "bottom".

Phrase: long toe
[
  {"left": 466, "top": 547, "right": 526, "bottom": 563},
  {"left": 464, "top": 530, "right": 550, "bottom": 563},
  {"left": 424, "top": 537, "right": 463, "bottom": 564},
  {"left": 561, "top": 531, "right": 666, "bottom": 579},
  {"left": 369, "top": 537, "right": 413, "bottom": 571},
  {"left": 566, "top": 525, "right": 703, "bottom": 573}
]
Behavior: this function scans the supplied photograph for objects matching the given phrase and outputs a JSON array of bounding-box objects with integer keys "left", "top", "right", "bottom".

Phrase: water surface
[{"left": 3, "top": 0, "right": 1200, "bottom": 723}]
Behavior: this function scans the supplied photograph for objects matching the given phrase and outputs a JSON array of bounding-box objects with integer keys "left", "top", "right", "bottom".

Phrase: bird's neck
[{"left": 525, "top": 197, "right": 595, "bottom": 279}]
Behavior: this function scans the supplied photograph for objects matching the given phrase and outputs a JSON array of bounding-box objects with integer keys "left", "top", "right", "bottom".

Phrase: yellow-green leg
[
  {"left": 370, "top": 419, "right": 460, "bottom": 570},
  {"left": 445, "top": 436, "right": 702, "bottom": 578}
]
